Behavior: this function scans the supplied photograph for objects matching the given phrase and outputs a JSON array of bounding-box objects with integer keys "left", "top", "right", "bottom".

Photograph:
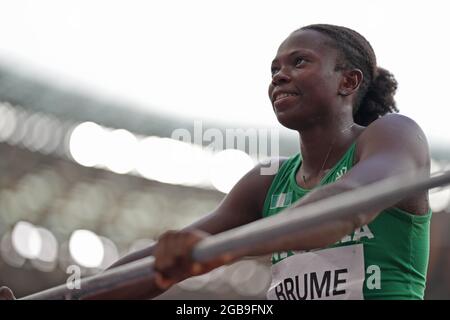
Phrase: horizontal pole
[
  {"left": 21, "top": 169, "right": 450, "bottom": 300},
  {"left": 193, "top": 170, "right": 449, "bottom": 261},
  {"left": 21, "top": 256, "right": 156, "bottom": 300}
]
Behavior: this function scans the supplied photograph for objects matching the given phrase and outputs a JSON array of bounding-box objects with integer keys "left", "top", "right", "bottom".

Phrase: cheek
[{"left": 302, "top": 72, "right": 337, "bottom": 99}]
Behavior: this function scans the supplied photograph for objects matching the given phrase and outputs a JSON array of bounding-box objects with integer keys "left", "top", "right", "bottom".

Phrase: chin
[
  {"left": 275, "top": 112, "right": 305, "bottom": 131},
  {"left": 274, "top": 106, "right": 327, "bottom": 131},
  {"left": 272, "top": 102, "right": 312, "bottom": 130}
]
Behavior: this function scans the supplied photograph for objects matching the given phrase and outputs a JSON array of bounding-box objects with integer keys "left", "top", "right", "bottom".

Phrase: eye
[
  {"left": 271, "top": 66, "right": 279, "bottom": 77},
  {"left": 295, "top": 57, "right": 306, "bottom": 67}
]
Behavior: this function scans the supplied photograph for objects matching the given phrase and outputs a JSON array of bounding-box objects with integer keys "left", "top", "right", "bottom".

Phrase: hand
[
  {"left": 153, "top": 229, "right": 234, "bottom": 290},
  {"left": 0, "top": 286, "right": 16, "bottom": 300}
]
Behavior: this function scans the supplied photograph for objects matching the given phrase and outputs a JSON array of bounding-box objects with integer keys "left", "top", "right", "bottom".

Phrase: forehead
[{"left": 275, "top": 29, "right": 337, "bottom": 60}]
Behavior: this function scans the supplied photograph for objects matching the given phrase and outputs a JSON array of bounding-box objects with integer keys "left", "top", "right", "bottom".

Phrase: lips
[
  {"left": 274, "top": 92, "right": 298, "bottom": 102},
  {"left": 272, "top": 89, "right": 299, "bottom": 103},
  {"left": 272, "top": 90, "right": 299, "bottom": 112}
]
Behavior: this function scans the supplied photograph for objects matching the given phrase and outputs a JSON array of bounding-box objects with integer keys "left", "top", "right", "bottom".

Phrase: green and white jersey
[{"left": 263, "top": 142, "right": 432, "bottom": 300}]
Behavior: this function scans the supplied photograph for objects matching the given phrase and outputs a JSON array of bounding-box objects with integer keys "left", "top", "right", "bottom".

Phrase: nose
[{"left": 271, "top": 67, "right": 291, "bottom": 86}]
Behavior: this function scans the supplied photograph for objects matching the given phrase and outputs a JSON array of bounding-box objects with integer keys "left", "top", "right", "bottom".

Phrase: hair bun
[
  {"left": 369, "top": 67, "right": 398, "bottom": 100},
  {"left": 354, "top": 67, "right": 399, "bottom": 126}
]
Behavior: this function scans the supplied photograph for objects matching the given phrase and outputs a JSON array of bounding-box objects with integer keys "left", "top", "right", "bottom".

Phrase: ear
[{"left": 338, "top": 69, "right": 363, "bottom": 96}]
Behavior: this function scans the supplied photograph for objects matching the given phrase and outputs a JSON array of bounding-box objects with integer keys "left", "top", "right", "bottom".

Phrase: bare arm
[
  {"left": 108, "top": 160, "right": 281, "bottom": 268},
  {"left": 97, "top": 160, "right": 282, "bottom": 299}
]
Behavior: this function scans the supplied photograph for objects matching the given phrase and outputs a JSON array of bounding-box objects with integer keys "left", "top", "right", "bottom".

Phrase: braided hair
[{"left": 299, "top": 24, "right": 398, "bottom": 126}]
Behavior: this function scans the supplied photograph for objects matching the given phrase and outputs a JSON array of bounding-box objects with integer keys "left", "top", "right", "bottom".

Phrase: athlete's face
[{"left": 268, "top": 29, "right": 344, "bottom": 130}]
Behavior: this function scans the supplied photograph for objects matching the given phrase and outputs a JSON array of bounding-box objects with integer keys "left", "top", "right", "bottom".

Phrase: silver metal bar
[
  {"left": 21, "top": 170, "right": 450, "bottom": 300},
  {"left": 21, "top": 256, "right": 156, "bottom": 300},
  {"left": 193, "top": 170, "right": 449, "bottom": 261}
]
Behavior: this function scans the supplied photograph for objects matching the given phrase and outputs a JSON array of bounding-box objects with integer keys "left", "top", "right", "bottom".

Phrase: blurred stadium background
[{"left": 1, "top": 0, "right": 449, "bottom": 300}]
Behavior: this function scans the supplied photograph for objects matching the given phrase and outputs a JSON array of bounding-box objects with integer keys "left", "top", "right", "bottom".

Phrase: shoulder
[
  {"left": 228, "top": 157, "right": 290, "bottom": 208},
  {"left": 363, "top": 113, "right": 426, "bottom": 133},
  {"left": 242, "top": 157, "right": 290, "bottom": 191},
  {"left": 185, "top": 157, "right": 292, "bottom": 234},
  {"left": 355, "top": 114, "right": 430, "bottom": 168},
  {"left": 209, "top": 157, "right": 291, "bottom": 228},
  {"left": 351, "top": 114, "right": 430, "bottom": 215},
  {"left": 360, "top": 113, "right": 427, "bottom": 140}
]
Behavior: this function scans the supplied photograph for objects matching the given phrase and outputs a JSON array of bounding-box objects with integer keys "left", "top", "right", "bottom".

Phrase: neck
[{"left": 298, "top": 118, "right": 358, "bottom": 176}]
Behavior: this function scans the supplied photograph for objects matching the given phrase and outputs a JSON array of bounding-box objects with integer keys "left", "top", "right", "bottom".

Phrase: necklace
[{"left": 302, "top": 123, "right": 356, "bottom": 184}]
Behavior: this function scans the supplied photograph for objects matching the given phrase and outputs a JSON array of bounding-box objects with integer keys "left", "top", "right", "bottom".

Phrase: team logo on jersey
[{"left": 334, "top": 166, "right": 348, "bottom": 181}]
